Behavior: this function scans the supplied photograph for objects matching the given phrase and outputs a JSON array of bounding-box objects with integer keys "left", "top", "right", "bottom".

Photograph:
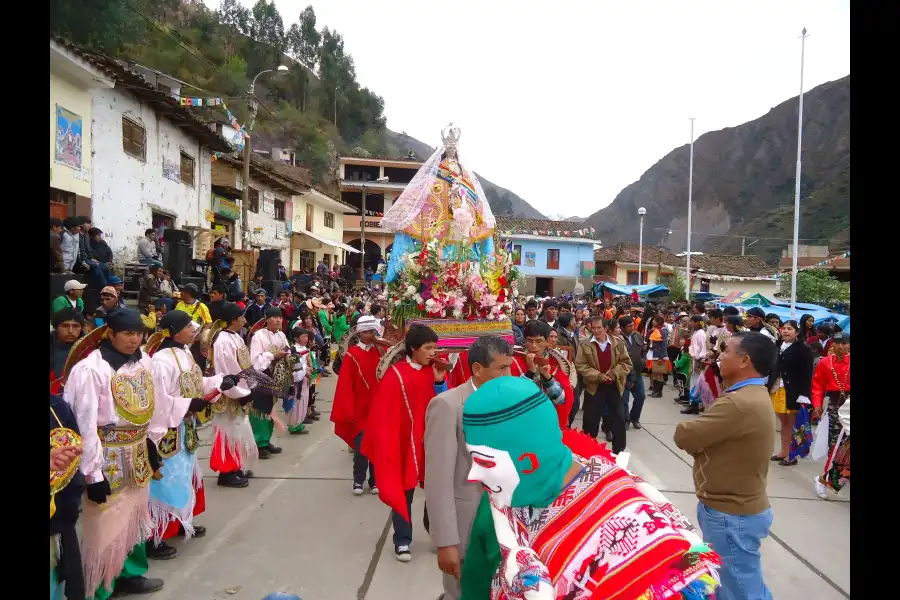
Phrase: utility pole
[
  {"left": 741, "top": 237, "right": 745, "bottom": 256},
  {"left": 790, "top": 27, "right": 809, "bottom": 318},
  {"left": 360, "top": 184, "right": 366, "bottom": 281},
  {"left": 241, "top": 99, "right": 257, "bottom": 249},
  {"left": 334, "top": 86, "right": 338, "bottom": 127},
  {"left": 685, "top": 118, "right": 695, "bottom": 299}
]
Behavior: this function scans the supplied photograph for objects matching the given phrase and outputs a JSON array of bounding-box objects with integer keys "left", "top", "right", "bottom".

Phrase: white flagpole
[
  {"left": 790, "top": 28, "right": 809, "bottom": 318},
  {"left": 685, "top": 118, "right": 695, "bottom": 299}
]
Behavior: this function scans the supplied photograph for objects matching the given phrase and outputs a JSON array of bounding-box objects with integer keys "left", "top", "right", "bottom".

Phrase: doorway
[{"left": 535, "top": 277, "right": 553, "bottom": 297}]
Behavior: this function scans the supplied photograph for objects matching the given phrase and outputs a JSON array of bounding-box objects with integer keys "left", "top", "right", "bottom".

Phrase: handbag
[{"left": 811, "top": 412, "right": 830, "bottom": 460}]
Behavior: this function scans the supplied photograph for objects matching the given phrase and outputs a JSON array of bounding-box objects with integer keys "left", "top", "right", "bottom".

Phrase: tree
[
  {"left": 286, "top": 5, "right": 321, "bottom": 111},
  {"left": 658, "top": 271, "right": 687, "bottom": 301},
  {"left": 795, "top": 269, "right": 850, "bottom": 305},
  {"left": 247, "top": 0, "right": 286, "bottom": 74}
]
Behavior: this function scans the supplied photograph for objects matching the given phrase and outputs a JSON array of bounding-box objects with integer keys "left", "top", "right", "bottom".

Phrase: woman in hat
[{"left": 147, "top": 311, "right": 238, "bottom": 557}]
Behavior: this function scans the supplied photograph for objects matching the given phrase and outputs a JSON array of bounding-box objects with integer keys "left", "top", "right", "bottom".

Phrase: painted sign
[
  {"left": 524, "top": 251, "right": 536, "bottom": 267},
  {"left": 262, "top": 197, "right": 275, "bottom": 215},
  {"left": 275, "top": 222, "right": 286, "bottom": 239},
  {"left": 55, "top": 105, "right": 83, "bottom": 169},
  {"left": 212, "top": 195, "right": 240, "bottom": 220},
  {"left": 162, "top": 159, "right": 181, "bottom": 182}
]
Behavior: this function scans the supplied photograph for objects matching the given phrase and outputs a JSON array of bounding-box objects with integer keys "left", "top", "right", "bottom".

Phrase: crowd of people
[{"left": 50, "top": 266, "right": 849, "bottom": 599}]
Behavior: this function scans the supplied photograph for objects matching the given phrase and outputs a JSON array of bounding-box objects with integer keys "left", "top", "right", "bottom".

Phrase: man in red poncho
[
  {"left": 509, "top": 319, "right": 574, "bottom": 429},
  {"left": 362, "top": 323, "right": 448, "bottom": 563},
  {"left": 330, "top": 315, "right": 384, "bottom": 496}
]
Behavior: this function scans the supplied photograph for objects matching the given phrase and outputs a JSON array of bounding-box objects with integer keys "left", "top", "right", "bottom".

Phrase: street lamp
[
  {"left": 790, "top": 28, "right": 809, "bottom": 318},
  {"left": 241, "top": 65, "right": 289, "bottom": 248},
  {"left": 637, "top": 207, "right": 646, "bottom": 286},
  {"left": 360, "top": 176, "right": 389, "bottom": 280}
]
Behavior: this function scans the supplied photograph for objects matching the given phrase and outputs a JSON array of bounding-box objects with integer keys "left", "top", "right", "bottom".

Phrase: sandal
[
  {"left": 778, "top": 458, "right": 798, "bottom": 466},
  {"left": 770, "top": 455, "right": 786, "bottom": 462}
]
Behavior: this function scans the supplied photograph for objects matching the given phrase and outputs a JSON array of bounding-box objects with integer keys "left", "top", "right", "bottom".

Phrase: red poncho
[
  {"left": 330, "top": 344, "right": 382, "bottom": 448},
  {"left": 362, "top": 360, "right": 442, "bottom": 522},
  {"left": 510, "top": 354, "right": 574, "bottom": 430}
]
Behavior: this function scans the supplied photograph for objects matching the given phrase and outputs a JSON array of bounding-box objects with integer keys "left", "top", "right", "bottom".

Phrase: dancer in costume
[
  {"left": 460, "top": 376, "right": 720, "bottom": 600},
  {"left": 681, "top": 316, "right": 708, "bottom": 415},
  {"left": 51, "top": 393, "right": 85, "bottom": 600},
  {"left": 63, "top": 309, "right": 165, "bottom": 598},
  {"left": 248, "top": 306, "right": 294, "bottom": 459},
  {"left": 362, "top": 323, "right": 449, "bottom": 562},
  {"left": 147, "top": 311, "right": 239, "bottom": 558},
  {"left": 511, "top": 320, "right": 574, "bottom": 429},
  {"left": 331, "top": 316, "right": 384, "bottom": 494},
  {"left": 286, "top": 327, "right": 311, "bottom": 435},
  {"left": 209, "top": 302, "right": 256, "bottom": 488},
  {"left": 812, "top": 332, "right": 850, "bottom": 499}
]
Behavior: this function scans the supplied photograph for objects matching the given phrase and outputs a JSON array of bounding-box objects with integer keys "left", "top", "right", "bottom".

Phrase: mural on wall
[
  {"left": 55, "top": 105, "right": 83, "bottom": 169},
  {"left": 162, "top": 159, "right": 181, "bottom": 182},
  {"left": 524, "top": 251, "right": 536, "bottom": 267}
]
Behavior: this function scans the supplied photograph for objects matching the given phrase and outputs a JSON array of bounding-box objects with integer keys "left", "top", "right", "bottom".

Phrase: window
[
  {"left": 299, "top": 250, "right": 316, "bottom": 273},
  {"left": 306, "top": 203, "right": 314, "bottom": 232},
  {"left": 274, "top": 200, "right": 285, "bottom": 221},
  {"left": 122, "top": 117, "right": 146, "bottom": 161},
  {"left": 626, "top": 270, "right": 649, "bottom": 285},
  {"left": 512, "top": 244, "right": 522, "bottom": 266},
  {"left": 248, "top": 188, "right": 259, "bottom": 213},
  {"left": 180, "top": 152, "right": 195, "bottom": 186},
  {"left": 547, "top": 249, "right": 560, "bottom": 270},
  {"left": 324, "top": 211, "right": 335, "bottom": 228}
]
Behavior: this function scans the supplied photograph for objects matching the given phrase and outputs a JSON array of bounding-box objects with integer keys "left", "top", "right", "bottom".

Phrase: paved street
[{"left": 145, "top": 375, "right": 850, "bottom": 600}]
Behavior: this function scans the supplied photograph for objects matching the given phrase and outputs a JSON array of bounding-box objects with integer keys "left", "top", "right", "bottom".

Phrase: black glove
[
  {"left": 146, "top": 438, "right": 161, "bottom": 473},
  {"left": 220, "top": 375, "right": 238, "bottom": 391},
  {"left": 188, "top": 397, "right": 208, "bottom": 412},
  {"left": 239, "top": 394, "right": 254, "bottom": 406},
  {"left": 290, "top": 346, "right": 299, "bottom": 357},
  {"left": 86, "top": 480, "right": 112, "bottom": 505}
]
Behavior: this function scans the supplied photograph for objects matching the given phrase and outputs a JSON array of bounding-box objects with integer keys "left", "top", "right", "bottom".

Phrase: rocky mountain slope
[{"left": 584, "top": 75, "right": 850, "bottom": 263}]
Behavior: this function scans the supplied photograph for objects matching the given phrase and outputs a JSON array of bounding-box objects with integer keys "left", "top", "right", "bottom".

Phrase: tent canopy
[
  {"left": 594, "top": 282, "right": 669, "bottom": 297},
  {"left": 721, "top": 303, "right": 847, "bottom": 328},
  {"left": 718, "top": 291, "right": 772, "bottom": 307}
]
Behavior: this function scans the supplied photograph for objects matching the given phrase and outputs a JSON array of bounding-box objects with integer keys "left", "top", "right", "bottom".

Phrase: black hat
[
  {"left": 254, "top": 288, "right": 267, "bottom": 296},
  {"left": 159, "top": 310, "right": 192, "bottom": 336},
  {"left": 106, "top": 309, "right": 144, "bottom": 333},
  {"left": 180, "top": 283, "right": 199, "bottom": 296},
  {"left": 220, "top": 302, "right": 243, "bottom": 323},
  {"left": 832, "top": 332, "right": 850, "bottom": 344},
  {"left": 265, "top": 306, "right": 282, "bottom": 319},
  {"left": 745, "top": 307, "right": 766, "bottom": 318}
]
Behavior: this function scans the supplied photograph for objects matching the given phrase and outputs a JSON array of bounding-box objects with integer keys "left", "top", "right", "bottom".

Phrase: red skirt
[
  {"left": 157, "top": 483, "right": 206, "bottom": 540},
  {"left": 209, "top": 431, "right": 242, "bottom": 473}
]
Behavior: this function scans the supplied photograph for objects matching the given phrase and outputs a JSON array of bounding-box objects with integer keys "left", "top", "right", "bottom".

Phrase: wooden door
[{"left": 230, "top": 249, "right": 258, "bottom": 294}]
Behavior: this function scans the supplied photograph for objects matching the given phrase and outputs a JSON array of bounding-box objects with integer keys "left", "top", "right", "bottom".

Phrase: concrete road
[{"left": 145, "top": 376, "right": 849, "bottom": 600}]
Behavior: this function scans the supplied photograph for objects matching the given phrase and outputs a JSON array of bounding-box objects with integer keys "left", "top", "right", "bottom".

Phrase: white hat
[
  {"left": 356, "top": 315, "right": 384, "bottom": 336},
  {"left": 64, "top": 280, "right": 88, "bottom": 292}
]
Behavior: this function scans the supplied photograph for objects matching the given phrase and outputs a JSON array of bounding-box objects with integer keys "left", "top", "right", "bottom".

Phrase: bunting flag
[
  {"left": 178, "top": 96, "right": 224, "bottom": 107},
  {"left": 499, "top": 227, "right": 594, "bottom": 239},
  {"left": 363, "top": 209, "right": 385, "bottom": 217},
  {"left": 773, "top": 251, "right": 850, "bottom": 279}
]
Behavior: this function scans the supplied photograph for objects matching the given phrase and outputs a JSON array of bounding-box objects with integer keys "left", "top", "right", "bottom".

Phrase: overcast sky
[{"left": 212, "top": 0, "right": 850, "bottom": 218}]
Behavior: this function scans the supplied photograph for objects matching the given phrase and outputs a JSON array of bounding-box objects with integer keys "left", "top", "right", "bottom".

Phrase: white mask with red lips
[{"left": 467, "top": 443, "right": 521, "bottom": 509}]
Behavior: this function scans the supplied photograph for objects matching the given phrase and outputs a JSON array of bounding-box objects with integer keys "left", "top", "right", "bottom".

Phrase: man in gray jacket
[{"left": 424, "top": 336, "right": 514, "bottom": 600}]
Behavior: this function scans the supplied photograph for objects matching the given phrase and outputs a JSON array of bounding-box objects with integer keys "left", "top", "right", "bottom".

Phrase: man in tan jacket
[
  {"left": 674, "top": 332, "right": 776, "bottom": 600},
  {"left": 574, "top": 316, "right": 633, "bottom": 453},
  {"left": 424, "top": 336, "right": 514, "bottom": 600}
]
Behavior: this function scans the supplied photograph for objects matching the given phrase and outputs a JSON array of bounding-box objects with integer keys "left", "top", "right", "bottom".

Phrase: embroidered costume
[
  {"left": 812, "top": 347, "right": 850, "bottom": 494},
  {"left": 247, "top": 307, "right": 295, "bottom": 455},
  {"left": 50, "top": 394, "right": 85, "bottom": 600}
]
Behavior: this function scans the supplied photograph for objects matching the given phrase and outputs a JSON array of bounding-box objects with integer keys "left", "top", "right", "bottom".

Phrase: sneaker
[
  {"left": 352, "top": 483, "right": 364, "bottom": 496},
  {"left": 395, "top": 545, "right": 412, "bottom": 562},
  {"left": 631, "top": 421, "right": 642, "bottom": 430},
  {"left": 370, "top": 485, "right": 379, "bottom": 495},
  {"left": 814, "top": 476, "right": 829, "bottom": 500}
]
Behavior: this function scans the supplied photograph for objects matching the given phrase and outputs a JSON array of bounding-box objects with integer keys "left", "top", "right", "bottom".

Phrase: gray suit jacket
[{"left": 424, "top": 382, "right": 482, "bottom": 557}]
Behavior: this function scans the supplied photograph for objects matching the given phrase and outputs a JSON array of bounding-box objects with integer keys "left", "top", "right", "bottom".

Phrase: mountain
[
  {"left": 585, "top": 75, "right": 850, "bottom": 263},
  {"left": 383, "top": 129, "right": 546, "bottom": 219}
]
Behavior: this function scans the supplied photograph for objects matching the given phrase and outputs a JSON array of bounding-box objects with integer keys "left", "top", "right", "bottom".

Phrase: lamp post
[
  {"left": 637, "top": 207, "right": 646, "bottom": 285},
  {"left": 360, "top": 176, "right": 389, "bottom": 280},
  {"left": 241, "top": 65, "right": 289, "bottom": 248},
  {"left": 685, "top": 118, "right": 695, "bottom": 299},
  {"left": 790, "top": 28, "right": 809, "bottom": 318}
]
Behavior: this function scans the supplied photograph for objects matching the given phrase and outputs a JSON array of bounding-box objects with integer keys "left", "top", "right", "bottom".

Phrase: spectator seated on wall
[
  {"left": 138, "top": 228, "right": 164, "bottom": 268},
  {"left": 51, "top": 280, "right": 87, "bottom": 315}
]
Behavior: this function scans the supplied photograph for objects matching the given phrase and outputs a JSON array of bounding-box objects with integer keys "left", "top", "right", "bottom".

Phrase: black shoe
[
  {"left": 778, "top": 458, "right": 798, "bottom": 466},
  {"left": 258, "top": 446, "right": 272, "bottom": 460},
  {"left": 631, "top": 421, "right": 642, "bottom": 430},
  {"left": 605, "top": 431, "right": 614, "bottom": 442},
  {"left": 146, "top": 541, "right": 178, "bottom": 560},
  {"left": 111, "top": 576, "right": 164, "bottom": 596},
  {"left": 311, "top": 407, "right": 322, "bottom": 416},
  {"left": 217, "top": 472, "right": 249, "bottom": 488},
  {"left": 680, "top": 405, "right": 700, "bottom": 415},
  {"left": 268, "top": 444, "right": 283, "bottom": 454},
  {"left": 310, "top": 414, "right": 321, "bottom": 421},
  {"left": 290, "top": 427, "right": 309, "bottom": 435},
  {"left": 239, "top": 470, "right": 254, "bottom": 479},
  {"left": 771, "top": 454, "right": 786, "bottom": 462},
  {"left": 176, "top": 523, "right": 206, "bottom": 538},
  {"left": 303, "top": 417, "right": 315, "bottom": 425}
]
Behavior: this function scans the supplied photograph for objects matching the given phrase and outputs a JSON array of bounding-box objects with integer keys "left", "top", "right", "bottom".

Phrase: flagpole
[
  {"left": 685, "top": 118, "right": 695, "bottom": 299},
  {"left": 790, "top": 28, "right": 809, "bottom": 319}
]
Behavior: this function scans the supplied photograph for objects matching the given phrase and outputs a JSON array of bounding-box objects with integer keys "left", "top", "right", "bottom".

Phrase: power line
[{"left": 652, "top": 227, "right": 832, "bottom": 242}]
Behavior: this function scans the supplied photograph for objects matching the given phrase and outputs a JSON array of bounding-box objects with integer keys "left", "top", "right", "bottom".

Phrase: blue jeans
[
  {"left": 697, "top": 503, "right": 774, "bottom": 600},
  {"left": 139, "top": 257, "right": 164, "bottom": 268},
  {"left": 622, "top": 374, "right": 647, "bottom": 423}
]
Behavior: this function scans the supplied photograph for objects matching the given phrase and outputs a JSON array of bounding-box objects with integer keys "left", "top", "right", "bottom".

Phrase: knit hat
[
  {"left": 462, "top": 376, "right": 573, "bottom": 508},
  {"left": 220, "top": 302, "right": 243, "bottom": 323},
  {"left": 265, "top": 306, "right": 282, "bottom": 319},
  {"left": 159, "top": 310, "right": 192, "bottom": 337},
  {"left": 106, "top": 309, "right": 144, "bottom": 333}
]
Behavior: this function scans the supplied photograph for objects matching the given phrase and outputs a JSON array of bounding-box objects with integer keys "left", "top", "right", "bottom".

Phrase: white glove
[{"left": 797, "top": 395, "right": 811, "bottom": 405}]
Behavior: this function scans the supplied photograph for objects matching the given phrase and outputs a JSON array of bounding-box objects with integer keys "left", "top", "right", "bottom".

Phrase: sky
[{"left": 207, "top": 0, "right": 850, "bottom": 218}]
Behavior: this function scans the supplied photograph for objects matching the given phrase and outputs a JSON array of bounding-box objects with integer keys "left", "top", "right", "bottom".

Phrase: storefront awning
[{"left": 296, "top": 229, "right": 361, "bottom": 254}]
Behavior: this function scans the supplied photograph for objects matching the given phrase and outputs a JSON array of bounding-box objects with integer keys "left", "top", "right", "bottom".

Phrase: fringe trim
[
  {"left": 80, "top": 486, "right": 151, "bottom": 594},
  {"left": 212, "top": 414, "right": 259, "bottom": 472}
]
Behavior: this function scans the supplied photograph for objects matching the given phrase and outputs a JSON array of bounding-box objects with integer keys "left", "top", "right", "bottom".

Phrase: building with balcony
[
  {"left": 290, "top": 188, "right": 359, "bottom": 274},
  {"left": 496, "top": 217, "right": 597, "bottom": 297},
  {"left": 339, "top": 155, "right": 423, "bottom": 272}
]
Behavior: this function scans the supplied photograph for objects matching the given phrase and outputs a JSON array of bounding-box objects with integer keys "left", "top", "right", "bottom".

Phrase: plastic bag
[
  {"left": 811, "top": 412, "right": 830, "bottom": 460},
  {"left": 789, "top": 405, "right": 813, "bottom": 461}
]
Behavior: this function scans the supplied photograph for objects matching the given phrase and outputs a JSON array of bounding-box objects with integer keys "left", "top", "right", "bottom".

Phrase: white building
[
  {"left": 69, "top": 47, "right": 233, "bottom": 263},
  {"left": 290, "top": 187, "right": 359, "bottom": 273}
]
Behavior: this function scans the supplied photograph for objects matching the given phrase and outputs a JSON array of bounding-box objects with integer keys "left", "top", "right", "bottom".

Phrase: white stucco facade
[
  {"left": 90, "top": 86, "right": 212, "bottom": 264},
  {"left": 245, "top": 181, "right": 292, "bottom": 265}
]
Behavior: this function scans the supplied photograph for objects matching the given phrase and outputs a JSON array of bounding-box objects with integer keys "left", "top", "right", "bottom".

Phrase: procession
[{"left": 50, "top": 2, "right": 850, "bottom": 599}]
